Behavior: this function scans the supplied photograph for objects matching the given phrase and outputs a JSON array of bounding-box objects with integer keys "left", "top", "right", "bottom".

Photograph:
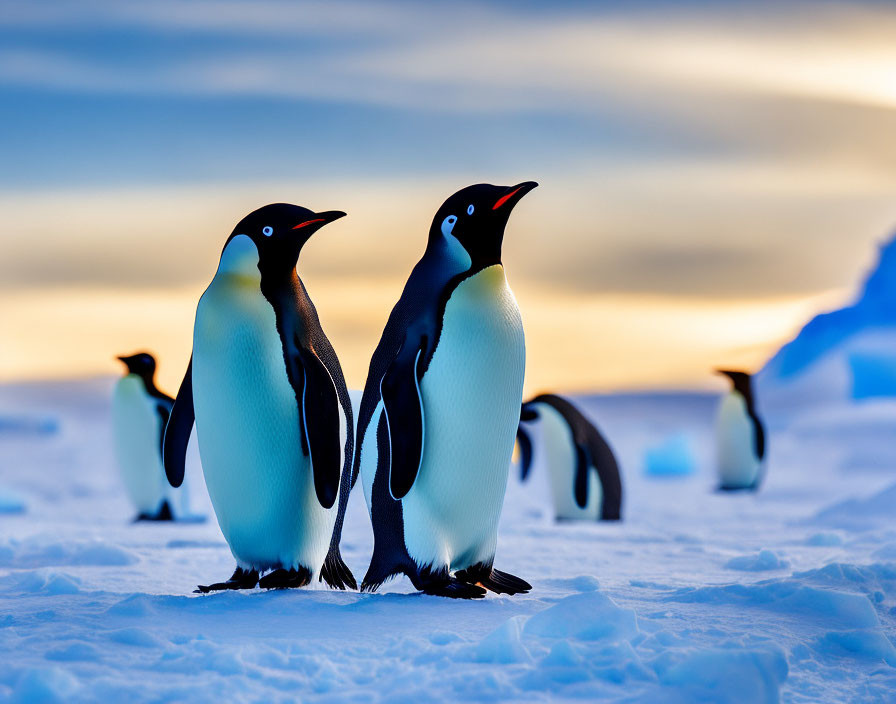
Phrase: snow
[{"left": 1, "top": 379, "right": 895, "bottom": 702}]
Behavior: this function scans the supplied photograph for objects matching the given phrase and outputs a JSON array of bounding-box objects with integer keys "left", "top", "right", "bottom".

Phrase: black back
[{"left": 519, "top": 393, "right": 623, "bottom": 521}]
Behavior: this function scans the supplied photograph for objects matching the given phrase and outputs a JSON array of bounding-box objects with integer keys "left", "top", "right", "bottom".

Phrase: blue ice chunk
[{"left": 644, "top": 433, "right": 696, "bottom": 477}]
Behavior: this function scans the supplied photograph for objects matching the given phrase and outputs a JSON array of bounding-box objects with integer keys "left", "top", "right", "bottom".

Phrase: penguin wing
[
  {"left": 294, "top": 343, "right": 342, "bottom": 510},
  {"left": 586, "top": 430, "right": 622, "bottom": 520},
  {"left": 163, "top": 357, "right": 194, "bottom": 489},
  {"left": 516, "top": 424, "right": 535, "bottom": 482},
  {"left": 573, "top": 443, "right": 590, "bottom": 509},
  {"left": 380, "top": 335, "right": 426, "bottom": 500},
  {"left": 753, "top": 416, "right": 766, "bottom": 461}
]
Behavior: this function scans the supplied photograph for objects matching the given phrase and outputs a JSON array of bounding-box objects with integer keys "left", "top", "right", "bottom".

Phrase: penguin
[
  {"left": 163, "top": 203, "right": 356, "bottom": 592},
  {"left": 112, "top": 352, "right": 179, "bottom": 521},
  {"left": 355, "top": 181, "right": 537, "bottom": 599},
  {"left": 715, "top": 369, "right": 766, "bottom": 491},
  {"left": 517, "top": 394, "right": 622, "bottom": 521}
]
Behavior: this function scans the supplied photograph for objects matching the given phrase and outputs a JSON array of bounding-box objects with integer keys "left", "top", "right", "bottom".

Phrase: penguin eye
[
  {"left": 441, "top": 215, "right": 457, "bottom": 237},
  {"left": 467, "top": 204, "right": 474, "bottom": 215},
  {"left": 262, "top": 226, "right": 274, "bottom": 237}
]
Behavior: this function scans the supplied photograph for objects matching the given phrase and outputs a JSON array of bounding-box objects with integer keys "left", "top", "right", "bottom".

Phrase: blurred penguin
[
  {"left": 517, "top": 394, "right": 622, "bottom": 521},
  {"left": 715, "top": 369, "right": 766, "bottom": 491},
  {"left": 113, "top": 352, "right": 186, "bottom": 520}
]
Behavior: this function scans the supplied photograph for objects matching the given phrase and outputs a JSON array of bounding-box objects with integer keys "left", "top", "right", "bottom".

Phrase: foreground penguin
[
  {"left": 356, "top": 181, "right": 537, "bottom": 599},
  {"left": 113, "top": 352, "right": 181, "bottom": 520},
  {"left": 517, "top": 394, "right": 622, "bottom": 521},
  {"left": 163, "top": 203, "right": 356, "bottom": 592},
  {"left": 715, "top": 369, "right": 766, "bottom": 491}
]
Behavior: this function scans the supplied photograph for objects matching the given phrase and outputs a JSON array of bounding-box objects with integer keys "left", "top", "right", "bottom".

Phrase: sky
[{"left": 2, "top": 0, "right": 896, "bottom": 393}]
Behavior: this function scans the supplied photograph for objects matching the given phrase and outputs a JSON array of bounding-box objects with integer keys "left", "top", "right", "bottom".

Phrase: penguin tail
[{"left": 319, "top": 546, "right": 357, "bottom": 591}]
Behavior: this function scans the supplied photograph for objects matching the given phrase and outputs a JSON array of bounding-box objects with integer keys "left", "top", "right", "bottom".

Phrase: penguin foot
[
  {"left": 420, "top": 578, "right": 487, "bottom": 600},
  {"left": 258, "top": 566, "right": 312, "bottom": 590},
  {"left": 195, "top": 566, "right": 259, "bottom": 594},
  {"left": 319, "top": 547, "right": 357, "bottom": 591},
  {"left": 455, "top": 565, "right": 532, "bottom": 596},
  {"left": 134, "top": 501, "right": 174, "bottom": 522}
]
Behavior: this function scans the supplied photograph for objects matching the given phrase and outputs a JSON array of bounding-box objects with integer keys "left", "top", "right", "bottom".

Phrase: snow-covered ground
[{"left": 1, "top": 378, "right": 895, "bottom": 703}]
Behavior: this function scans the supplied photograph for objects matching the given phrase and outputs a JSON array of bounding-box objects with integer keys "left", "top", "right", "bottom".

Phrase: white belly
[
  {"left": 112, "top": 376, "right": 172, "bottom": 515},
  {"left": 535, "top": 402, "right": 602, "bottom": 520},
  {"left": 715, "top": 393, "right": 761, "bottom": 489},
  {"left": 192, "top": 275, "right": 344, "bottom": 573},
  {"left": 401, "top": 265, "right": 525, "bottom": 571}
]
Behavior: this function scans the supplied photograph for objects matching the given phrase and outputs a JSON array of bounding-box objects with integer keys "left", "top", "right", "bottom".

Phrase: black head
[
  {"left": 117, "top": 352, "right": 156, "bottom": 379},
  {"left": 716, "top": 369, "right": 754, "bottom": 400},
  {"left": 428, "top": 182, "right": 538, "bottom": 268},
  {"left": 219, "top": 203, "right": 346, "bottom": 278}
]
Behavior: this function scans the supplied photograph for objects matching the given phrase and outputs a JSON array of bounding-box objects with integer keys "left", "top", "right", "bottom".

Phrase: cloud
[
  {"left": 2, "top": 161, "right": 894, "bottom": 299},
  {"left": 2, "top": 1, "right": 896, "bottom": 115}
]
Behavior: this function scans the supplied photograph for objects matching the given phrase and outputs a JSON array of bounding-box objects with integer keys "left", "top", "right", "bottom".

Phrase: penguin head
[
  {"left": 520, "top": 401, "right": 540, "bottom": 423},
  {"left": 117, "top": 352, "right": 156, "bottom": 379},
  {"left": 716, "top": 369, "right": 754, "bottom": 399},
  {"left": 429, "top": 182, "right": 538, "bottom": 268},
  {"left": 219, "top": 203, "right": 346, "bottom": 278}
]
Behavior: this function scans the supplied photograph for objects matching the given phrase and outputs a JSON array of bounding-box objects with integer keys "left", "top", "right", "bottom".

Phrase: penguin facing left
[
  {"left": 715, "top": 369, "right": 766, "bottom": 491},
  {"left": 163, "top": 203, "right": 356, "bottom": 592},
  {"left": 517, "top": 394, "right": 622, "bottom": 522},
  {"left": 113, "top": 352, "right": 180, "bottom": 521}
]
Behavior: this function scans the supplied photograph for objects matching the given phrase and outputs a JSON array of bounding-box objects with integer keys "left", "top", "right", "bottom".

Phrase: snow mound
[
  {"left": 726, "top": 550, "right": 789, "bottom": 572},
  {"left": 665, "top": 580, "right": 880, "bottom": 630},
  {"left": 806, "top": 532, "right": 844, "bottom": 547},
  {"left": 0, "top": 488, "right": 26, "bottom": 514},
  {"left": 525, "top": 590, "right": 639, "bottom": 641},
  {"left": 654, "top": 647, "right": 788, "bottom": 704},
  {"left": 12, "top": 667, "right": 80, "bottom": 704},
  {"left": 1, "top": 570, "right": 82, "bottom": 596},
  {"left": 814, "top": 629, "right": 896, "bottom": 666},
  {"left": 644, "top": 433, "right": 697, "bottom": 478},
  {"left": 0, "top": 536, "right": 138, "bottom": 568},
  {"left": 0, "top": 414, "right": 59, "bottom": 435},
  {"left": 812, "top": 482, "right": 896, "bottom": 531}
]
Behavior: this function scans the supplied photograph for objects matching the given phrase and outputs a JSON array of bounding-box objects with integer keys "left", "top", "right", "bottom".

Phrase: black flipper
[
  {"left": 195, "top": 566, "right": 259, "bottom": 593},
  {"left": 258, "top": 566, "right": 312, "bottom": 590},
  {"left": 380, "top": 336, "right": 426, "bottom": 500},
  {"left": 573, "top": 443, "right": 590, "bottom": 509},
  {"left": 517, "top": 424, "right": 534, "bottom": 482},
  {"left": 163, "top": 357, "right": 194, "bottom": 489},
  {"left": 295, "top": 345, "right": 342, "bottom": 510}
]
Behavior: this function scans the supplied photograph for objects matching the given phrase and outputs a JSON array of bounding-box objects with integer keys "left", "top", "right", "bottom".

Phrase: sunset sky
[{"left": 2, "top": 0, "right": 896, "bottom": 393}]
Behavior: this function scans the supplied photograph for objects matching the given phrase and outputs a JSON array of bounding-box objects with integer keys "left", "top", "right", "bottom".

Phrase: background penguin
[
  {"left": 355, "top": 181, "right": 537, "bottom": 599},
  {"left": 113, "top": 352, "right": 183, "bottom": 521},
  {"left": 517, "top": 393, "right": 622, "bottom": 521},
  {"left": 715, "top": 369, "right": 766, "bottom": 491},
  {"left": 163, "top": 203, "right": 356, "bottom": 592}
]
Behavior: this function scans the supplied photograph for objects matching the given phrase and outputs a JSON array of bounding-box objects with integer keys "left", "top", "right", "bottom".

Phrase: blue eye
[
  {"left": 467, "top": 204, "right": 474, "bottom": 215},
  {"left": 262, "top": 226, "right": 273, "bottom": 237}
]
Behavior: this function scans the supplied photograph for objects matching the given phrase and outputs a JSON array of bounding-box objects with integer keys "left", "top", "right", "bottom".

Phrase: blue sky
[{"left": 2, "top": 0, "right": 896, "bottom": 390}]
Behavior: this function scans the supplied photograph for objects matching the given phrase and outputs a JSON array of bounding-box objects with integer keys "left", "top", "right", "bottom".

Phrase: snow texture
[{"left": 1, "top": 379, "right": 895, "bottom": 702}]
